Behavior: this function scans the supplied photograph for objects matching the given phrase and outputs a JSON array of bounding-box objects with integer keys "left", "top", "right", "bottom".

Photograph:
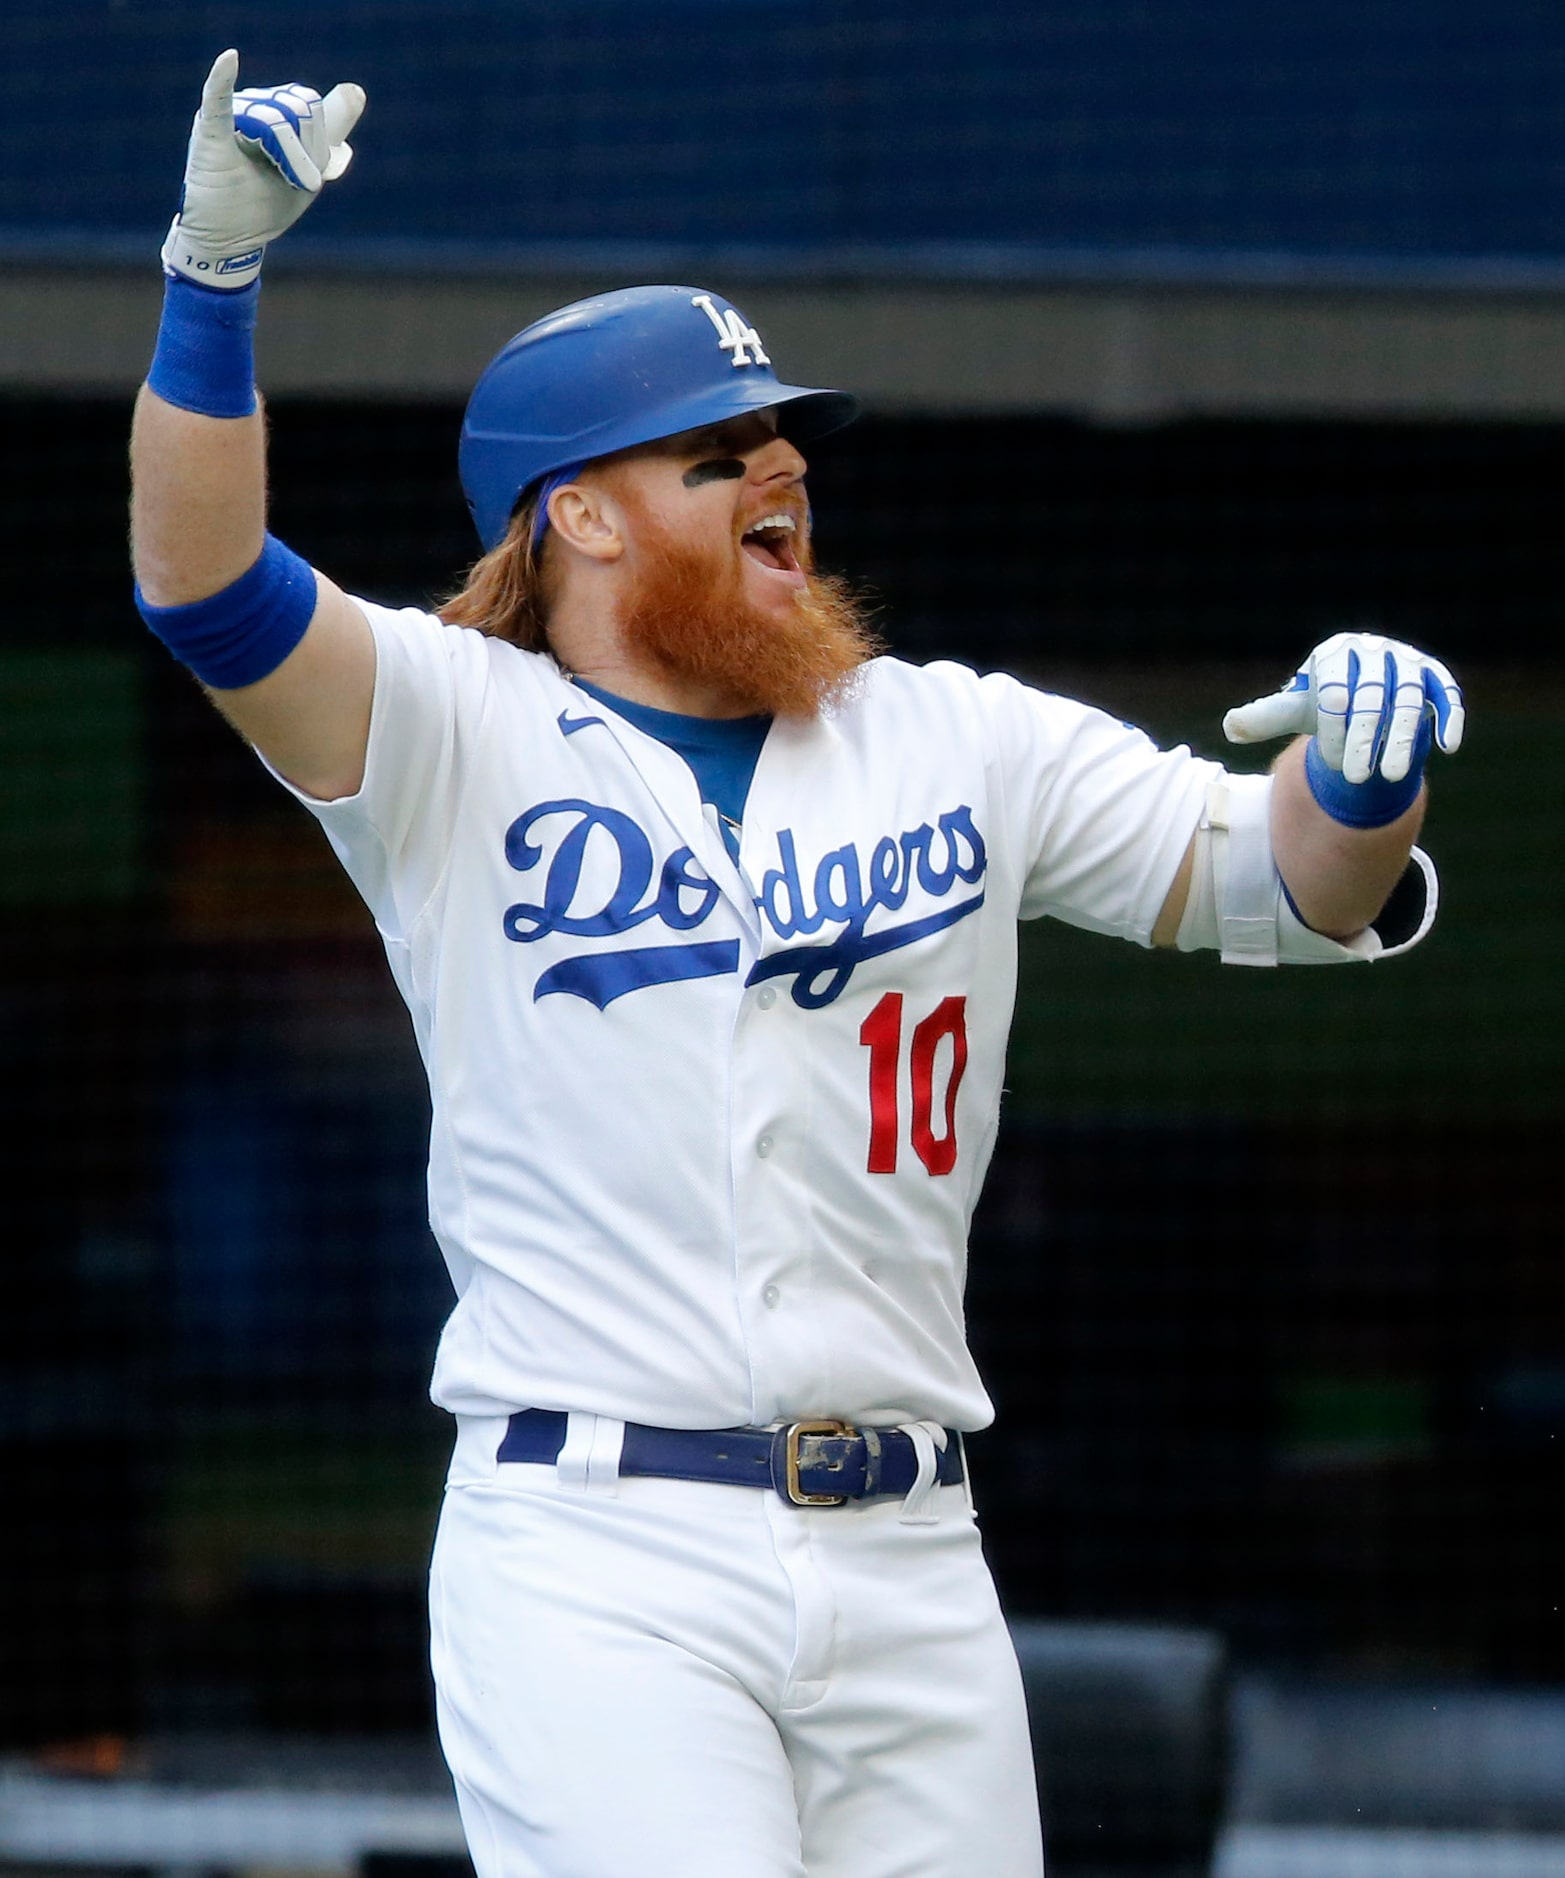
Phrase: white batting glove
[
  {"left": 161, "top": 49, "right": 366, "bottom": 291},
  {"left": 1222, "top": 630, "right": 1464, "bottom": 785}
]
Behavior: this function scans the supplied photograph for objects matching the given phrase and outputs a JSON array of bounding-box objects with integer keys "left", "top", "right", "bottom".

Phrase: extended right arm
[{"left": 129, "top": 50, "right": 374, "bottom": 801}]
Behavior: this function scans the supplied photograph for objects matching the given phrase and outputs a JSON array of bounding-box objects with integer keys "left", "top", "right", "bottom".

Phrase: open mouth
[{"left": 740, "top": 512, "right": 805, "bottom": 583}]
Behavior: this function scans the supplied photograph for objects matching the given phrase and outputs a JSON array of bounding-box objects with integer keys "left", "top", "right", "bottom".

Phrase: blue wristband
[
  {"left": 146, "top": 275, "right": 259, "bottom": 419},
  {"left": 135, "top": 533, "right": 317, "bottom": 689},
  {"left": 1303, "top": 716, "right": 1432, "bottom": 829}
]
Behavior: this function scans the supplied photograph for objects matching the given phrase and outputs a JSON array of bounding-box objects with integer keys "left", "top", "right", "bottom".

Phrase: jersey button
[
  {"left": 762, "top": 1284, "right": 781, "bottom": 1310},
  {"left": 756, "top": 1133, "right": 775, "bottom": 1158},
  {"left": 756, "top": 986, "right": 777, "bottom": 1010}
]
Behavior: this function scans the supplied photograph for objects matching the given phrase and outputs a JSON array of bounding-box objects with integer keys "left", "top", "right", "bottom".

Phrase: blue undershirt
[{"left": 574, "top": 681, "right": 770, "bottom": 862}]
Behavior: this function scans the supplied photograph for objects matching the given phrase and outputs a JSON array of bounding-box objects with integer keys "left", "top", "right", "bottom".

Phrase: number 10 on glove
[{"left": 162, "top": 49, "right": 365, "bottom": 291}]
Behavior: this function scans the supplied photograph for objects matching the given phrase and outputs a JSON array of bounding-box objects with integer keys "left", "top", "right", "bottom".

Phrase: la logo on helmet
[{"left": 691, "top": 294, "right": 770, "bottom": 369}]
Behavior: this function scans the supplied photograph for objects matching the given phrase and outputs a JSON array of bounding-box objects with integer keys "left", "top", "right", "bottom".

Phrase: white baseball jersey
[{"left": 271, "top": 598, "right": 1221, "bottom": 1434}]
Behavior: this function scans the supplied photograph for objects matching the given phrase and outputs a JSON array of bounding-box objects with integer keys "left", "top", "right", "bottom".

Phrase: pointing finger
[
  {"left": 1222, "top": 685, "right": 1313, "bottom": 745},
  {"left": 199, "top": 48, "right": 239, "bottom": 125}
]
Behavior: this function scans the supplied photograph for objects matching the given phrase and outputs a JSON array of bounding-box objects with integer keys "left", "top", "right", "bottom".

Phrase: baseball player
[{"left": 130, "top": 54, "right": 1462, "bottom": 1878}]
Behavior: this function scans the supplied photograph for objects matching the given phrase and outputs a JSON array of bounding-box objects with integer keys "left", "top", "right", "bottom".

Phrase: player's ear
[{"left": 548, "top": 484, "right": 624, "bottom": 563}]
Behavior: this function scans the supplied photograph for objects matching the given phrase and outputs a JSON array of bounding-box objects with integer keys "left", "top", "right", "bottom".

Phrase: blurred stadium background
[{"left": 2, "top": 5, "right": 1563, "bottom": 1875}]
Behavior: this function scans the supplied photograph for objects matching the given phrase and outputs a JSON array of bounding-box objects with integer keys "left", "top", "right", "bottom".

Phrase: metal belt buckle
[{"left": 784, "top": 1419, "right": 856, "bottom": 1506}]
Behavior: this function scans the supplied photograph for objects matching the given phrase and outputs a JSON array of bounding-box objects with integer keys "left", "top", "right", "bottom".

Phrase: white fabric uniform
[
  {"left": 268, "top": 599, "right": 1386, "bottom": 1877},
  {"left": 432, "top": 1416, "right": 1040, "bottom": 1878},
  {"left": 281, "top": 601, "right": 1218, "bottom": 1432}
]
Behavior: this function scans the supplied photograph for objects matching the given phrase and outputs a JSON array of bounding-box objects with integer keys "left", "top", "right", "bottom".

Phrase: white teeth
[{"left": 746, "top": 513, "right": 796, "bottom": 534}]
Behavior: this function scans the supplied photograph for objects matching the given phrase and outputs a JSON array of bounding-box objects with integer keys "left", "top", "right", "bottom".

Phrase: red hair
[{"left": 437, "top": 489, "right": 555, "bottom": 651}]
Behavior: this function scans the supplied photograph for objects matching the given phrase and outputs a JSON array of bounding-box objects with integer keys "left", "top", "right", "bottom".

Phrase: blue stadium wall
[{"left": 7, "top": 1, "right": 1565, "bottom": 281}]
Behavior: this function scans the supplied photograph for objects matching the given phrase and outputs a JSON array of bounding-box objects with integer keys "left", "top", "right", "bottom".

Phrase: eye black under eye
[{"left": 683, "top": 458, "right": 746, "bottom": 489}]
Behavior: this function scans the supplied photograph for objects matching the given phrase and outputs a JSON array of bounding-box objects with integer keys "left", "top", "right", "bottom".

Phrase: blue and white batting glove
[
  {"left": 161, "top": 49, "right": 365, "bottom": 291},
  {"left": 1222, "top": 630, "right": 1465, "bottom": 828}
]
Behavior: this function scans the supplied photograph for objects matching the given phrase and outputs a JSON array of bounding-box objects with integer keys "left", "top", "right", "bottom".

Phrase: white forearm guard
[{"left": 1175, "top": 771, "right": 1438, "bottom": 965}]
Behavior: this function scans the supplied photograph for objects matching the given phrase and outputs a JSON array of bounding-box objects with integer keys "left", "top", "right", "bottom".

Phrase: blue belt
[{"left": 498, "top": 1409, "right": 965, "bottom": 1507}]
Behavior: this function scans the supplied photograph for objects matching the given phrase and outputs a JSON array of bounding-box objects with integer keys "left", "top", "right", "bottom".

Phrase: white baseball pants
[{"left": 429, "top": 1413, "right": 1044, "bottom": 1878}]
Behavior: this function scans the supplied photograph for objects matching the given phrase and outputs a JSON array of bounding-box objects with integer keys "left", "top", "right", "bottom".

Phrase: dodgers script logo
[
  {"left": 502, "top": 802, "right": 987, "bottom": 1011},
  {"left": 751, "top": 811, "right": 986, "bottom": 1008}
]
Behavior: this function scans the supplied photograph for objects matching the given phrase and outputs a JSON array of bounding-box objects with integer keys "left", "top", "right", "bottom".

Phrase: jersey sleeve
[
  {"left": 977, "top": 670, "right": 1220, "bottom": 944},
  {"left": 258, "top": 597, "right": 493, "bottom": 939}
]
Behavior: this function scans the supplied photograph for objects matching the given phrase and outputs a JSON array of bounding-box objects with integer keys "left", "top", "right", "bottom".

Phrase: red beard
[{"left": 613, "top": 496, "right": 881, "bottom": 719}]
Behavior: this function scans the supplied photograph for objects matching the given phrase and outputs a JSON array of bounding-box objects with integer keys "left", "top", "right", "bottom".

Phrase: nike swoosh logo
[{"left": 557, "top": 709, "right": 604, "bottom": 737}]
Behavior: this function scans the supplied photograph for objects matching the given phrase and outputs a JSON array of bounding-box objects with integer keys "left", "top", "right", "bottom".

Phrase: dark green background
[{"left": 1, "top": 395, "right": 1560, "bottom": 1739}]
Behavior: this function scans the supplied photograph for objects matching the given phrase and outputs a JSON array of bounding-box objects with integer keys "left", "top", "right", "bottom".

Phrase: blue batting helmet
[{"left": 458, "top": 285, "right": 859, "bottom": 550}]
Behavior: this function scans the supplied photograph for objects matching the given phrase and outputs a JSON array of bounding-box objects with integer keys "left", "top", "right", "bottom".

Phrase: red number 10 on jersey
[{"left": 858, "top": 993, "right": 969, "bottom": 1176}]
